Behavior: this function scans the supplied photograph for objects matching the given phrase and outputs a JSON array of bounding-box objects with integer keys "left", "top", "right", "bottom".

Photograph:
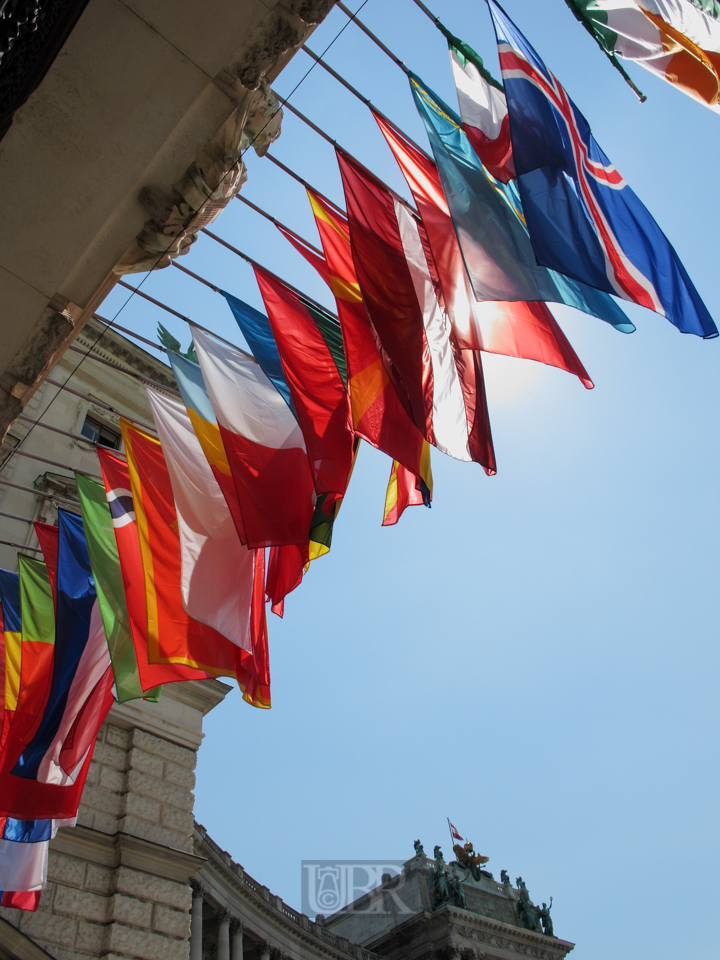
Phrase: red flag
[
  {"left": 337, "top": 149, "right": 495, "bottom": 474},
  {"left": 274, "top": 222, "right": 332, "bottom": 288},
  {"left": 253, "top": 266, "right": 355, "bottom": 503},
  {"left": 305, "top": 190, "right": 432, "bottom": 492},
  {"left": 97, "top": 447, "right": 214, "bottom": 690},
  {"left": 373, "top": 111, "right": 592, "bottom": 389},
  {"left": 0, "top": 890, "right": 41, "bottom": 911},
  {"left": 34, "top": 522, "right": 58, "bottom": 608},
  {"left": 449, "top": 821, "right": 464, "bottom": 841}
]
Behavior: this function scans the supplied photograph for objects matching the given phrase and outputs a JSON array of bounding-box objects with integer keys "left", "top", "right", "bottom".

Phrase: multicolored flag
[
  {"left": 409, "top": 72, "right": 635, "bottom": 332},
  {"left": 565, "top": 0, "right": 720, "bottom": 112},
  {"left": 192, "top": 327, "right": 315, "bottom": 548},
  {"left": 9, "top": 556, "right": 55, "bottom": 754},
  {"left": 75, "top": 472, "right": 160, "bottom": 704},
  {"left": 0, "top": 511, "right": 114, "bottom": 821},
  {"left": 382, "top": 457, "right": 432, "bottom": 526},
  {"left": 146, "top": 389, "right": 255, "bottom": 653},
  {"left": 305, "top": 188, "right": 434, "bottom": 500},
  {"left": 0, "top": 571, "right": 21, "bottom": 750},
  {"left": 374, "top": 109, "right": 604, "bottom": 385},
  {"left": 166, "top": 349, "right": 247, "bottom": 542},
  {"left": 121, "top": 420, "right": 248, "bottom": 683},
  {"left": 96, "top": 447, "right": 216, "bottom": 691},
  {"left": 447, "top": 36, "right": 515, "bottom": 183},
  {"left": 489, "top": 0, "right": 717, "bottom": 339},
  {"left": 223, "top": 288, "right": 351, "bottom": 554},
  {"left": 337, "top": 149, "right": 496, "bottom": 474}
]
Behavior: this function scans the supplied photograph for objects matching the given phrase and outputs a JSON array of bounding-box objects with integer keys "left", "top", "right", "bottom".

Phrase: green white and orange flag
[
  {"left": 305, "top": 189, "right": 434, "bottom": 521},
  {"left": 565, "top": 0, "right": 720, "bottom": 111}
]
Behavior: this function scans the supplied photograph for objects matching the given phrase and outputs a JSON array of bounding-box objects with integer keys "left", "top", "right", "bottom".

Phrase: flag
[
  {"left": 120, "top": 419, "right": 248, "bottom": 681},
  {"left": 220, "top": 292, "right": 295, "bottom": 414},
  {"left": 75, "top": 472, "right": 160, "bottom": 704},
  {"left": 34, "top": 522, "right": 58, "bottom": 607},
  {"left": 167, "top": 349, "right": 247, "bottom": 542},
  {"left": 223, "top": 286, "right": 353, "bottom": 556},
  {"left": 192, "top": 327, "right": 315, "bottom": 548},
  {"left": 409, "top": 71, "right": 637, "bottom": 337},
  {"left": 146, "top": 388, "right": 255, "bottom": 652},
  {"left": 449, "top": 821, "right": 464, "bottom": 841},
  {"left": 0, "top": 832, "right": 47, "bottom": 893},
  {"left": 170, "top": 342, "right": 311, "bottom": 610},
  {"left": 382, "top": 457, "right": 432, "bottom": 526},
  {"left": 96, "top": 447, "right": 216, "bottom": 690},
  {"left": 0, "top": 510, "right": 114, "bottom": 820},
  {"left": 277, "top": 205, "right": 432, "bottom": 529},
  {"left": 0, "top": 890, "right": 41, "bottom": 910},
  {"left": 0, "top": 571, "right": 21, "bottom": 749},
  {"left": 374, "top": 109, "right": 606, "bottom": 386},
  {"left": 489, "top": 0, "right": 717, "bottom": 339},
  {"left": 565, "top": 0, "right": 720, "bottom": 112},
  {"left": 253, "top": 266, "right": 355, "bottom": 502},
  {"left": 9, "top": 556, "right": 55, "bottom": 754},
  {"left": 306, "top": 188, "right": 434, "bottom": 495},
  {"left": 337, "top": 149, "right": 496, "bottom": 474},
  {"left": 448, "top": 35, "right": 515, "bottom": 183},
  {"left": 274, "top": 223, "right": 332, "bottom": 288}
]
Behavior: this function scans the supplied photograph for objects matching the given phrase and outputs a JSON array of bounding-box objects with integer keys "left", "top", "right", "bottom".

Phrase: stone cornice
[
  {"left": 374, "top": 905, "right": 574, "bottom": 960},
  {"left": 51, "top": 825, "right": 207, "bottom": 882},
  {"left": 109, "top": 678, "right": 231, "bottom": 750},
  {"left": 163, "top": 678, "right": 233, "bottom": 716},
  {"left": 78, "top": 317, "right": 176, "bottom": 387}
]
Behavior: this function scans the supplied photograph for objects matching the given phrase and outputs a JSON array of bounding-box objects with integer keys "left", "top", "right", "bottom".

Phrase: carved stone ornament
[{"left": 114, "top": 0, "right": 336, "bottom": 276}]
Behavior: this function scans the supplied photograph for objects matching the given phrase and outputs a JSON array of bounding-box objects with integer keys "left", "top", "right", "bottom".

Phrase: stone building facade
[{"left": 0, "top": 314, "right": 176, "bottom": 572}]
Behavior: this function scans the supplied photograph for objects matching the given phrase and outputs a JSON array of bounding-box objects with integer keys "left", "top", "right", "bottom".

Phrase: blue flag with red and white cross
[{"left": 487, "top": 0, "right": 717, "bottom": 340}]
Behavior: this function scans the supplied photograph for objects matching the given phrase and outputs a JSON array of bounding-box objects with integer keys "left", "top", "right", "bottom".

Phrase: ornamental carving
[{"left": 114, "top": 0, "right": 336, "bottom": 276}]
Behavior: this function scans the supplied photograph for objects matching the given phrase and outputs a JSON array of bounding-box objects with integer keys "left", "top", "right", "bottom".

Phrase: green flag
[
  {"left": 18, "top": 554, "right": 54, "bottom": 645},
  {"left": 75, "top": 472, "right": 161, "bottom": 703},
  {"left": 16, "top": 554, "right": 56, "bottom": 739}
]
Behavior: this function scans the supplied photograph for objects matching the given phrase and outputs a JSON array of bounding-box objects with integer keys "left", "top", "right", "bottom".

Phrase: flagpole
[{"left": 447, "top": 818, "right": 456, "bottom": 853}]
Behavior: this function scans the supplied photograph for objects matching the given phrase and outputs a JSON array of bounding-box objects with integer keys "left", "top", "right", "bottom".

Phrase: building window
[{"left": 81, "top": 414, "right": 120, "bottom": 449}]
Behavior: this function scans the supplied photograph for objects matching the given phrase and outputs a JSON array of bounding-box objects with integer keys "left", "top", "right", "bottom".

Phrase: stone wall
[{"left": 0, "top": 679, "right": 231, "bottom": 960}]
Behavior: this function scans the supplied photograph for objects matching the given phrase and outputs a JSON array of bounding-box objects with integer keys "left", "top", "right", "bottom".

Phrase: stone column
[
  {"left": 231, "top": 921, "right": 244, "bottom": 960},
  {"left": 259, "top": 943, "right": 271, "bottom": 960},
  {"left": 190, "top": 882, "right": 204, "bottom": 960},
  {"left": 218, "top": 913, "right": 231, "bottom": 960}
]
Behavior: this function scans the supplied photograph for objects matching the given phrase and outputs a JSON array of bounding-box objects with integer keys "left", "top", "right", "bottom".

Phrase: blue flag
[
  {"left": 409, "top": 72, "right": 634, "bottom": 333},
  {"left": 221, "top": 290, "right": 296, "bottom": 415},
  {"left": 488, "top": 0, "right": 716, "bottom": 340},
  {"left": 13, "top": 511, "right": 97, "bottom": 779}
]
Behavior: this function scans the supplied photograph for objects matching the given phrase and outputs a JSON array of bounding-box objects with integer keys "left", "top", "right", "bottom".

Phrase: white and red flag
[
  {"left": 448, "top": 40, "right": 515, "bottom": 184},
  {"left": 449, "top": 821, "right": 464, "bottom": 841}
]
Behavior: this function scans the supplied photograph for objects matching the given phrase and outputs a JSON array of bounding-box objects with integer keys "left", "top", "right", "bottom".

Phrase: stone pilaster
[{"left": 0, "top": 678, "right": 231, "bottom": 960}]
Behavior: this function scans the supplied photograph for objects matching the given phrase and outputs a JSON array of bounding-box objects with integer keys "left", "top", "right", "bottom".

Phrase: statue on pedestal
[
  {"left": 414, "top": 840, "right": 425, "bottom": 858},
  {"left": 514, "top": 877, "right": 543, "bottom": 933},
  {"left": 539, "top": 899, "right": 554, "bottom": 937}
]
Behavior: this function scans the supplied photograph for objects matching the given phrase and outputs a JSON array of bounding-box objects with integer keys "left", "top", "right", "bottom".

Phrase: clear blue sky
[{"left": 101, "top": 2, "right": 720, "bottom": 957}]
